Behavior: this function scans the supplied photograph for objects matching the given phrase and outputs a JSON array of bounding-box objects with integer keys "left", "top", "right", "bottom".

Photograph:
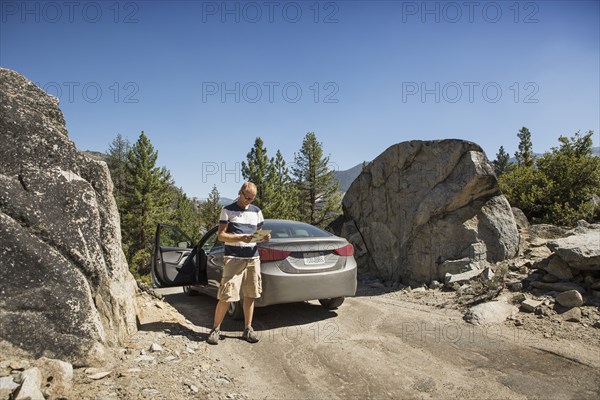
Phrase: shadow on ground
[{"left": 157, "top": 289, "right": 340, "bottom": 334}]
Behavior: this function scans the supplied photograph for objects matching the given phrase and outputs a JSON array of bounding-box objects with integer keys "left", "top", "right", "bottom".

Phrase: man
[{"left": 207, "top": 182, "right": 270, "bottom": 345}]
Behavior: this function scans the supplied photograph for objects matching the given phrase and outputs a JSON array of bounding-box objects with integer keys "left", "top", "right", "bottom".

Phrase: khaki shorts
[{"left": 217, "top": 257, "right": 262, "bottom": 302}]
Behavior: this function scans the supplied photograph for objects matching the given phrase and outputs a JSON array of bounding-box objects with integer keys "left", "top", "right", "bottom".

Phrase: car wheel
[
  {"left": 227, "top": 299, "right": 244, "bottom": 320},
  {"left": 183, "top": 285, "right": 198, "bottom": 296},
  {"left": 318, "top": 297, "right": 345, "bottom": 309}
]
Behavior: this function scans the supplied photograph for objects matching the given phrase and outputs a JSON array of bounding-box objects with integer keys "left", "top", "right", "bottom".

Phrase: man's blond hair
[{"left": 240, "top": 182, "right": 257, "bottom": 194}]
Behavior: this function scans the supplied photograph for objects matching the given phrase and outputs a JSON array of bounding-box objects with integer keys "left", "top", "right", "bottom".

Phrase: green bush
[{"left": 499, "top": 131, "right": 600, "bottom": 226}]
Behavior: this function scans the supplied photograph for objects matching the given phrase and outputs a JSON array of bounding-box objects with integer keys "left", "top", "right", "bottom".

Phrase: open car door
[{"left": 151, "top": 224, "right": 206, "bottom": 287}]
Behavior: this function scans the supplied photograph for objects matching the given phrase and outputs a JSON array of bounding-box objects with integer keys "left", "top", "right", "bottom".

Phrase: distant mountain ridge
[{"left": 334, "top": 163, "right": 365, "bottom": 193}]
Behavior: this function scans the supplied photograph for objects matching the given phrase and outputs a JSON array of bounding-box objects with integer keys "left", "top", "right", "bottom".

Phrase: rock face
[
  {"left": 0, "top": 68, "right": 138, "bottom": 366},
  {"left": 547, "top": 232, "right": 600, "bottom": 270},
  {"left": 343, "top": 140, "right": 519, "bottom": 285}
]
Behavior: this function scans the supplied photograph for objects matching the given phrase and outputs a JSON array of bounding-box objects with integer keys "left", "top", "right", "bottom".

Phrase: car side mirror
[{"left": 178, "top": 241, "right": 190, "bottom": 248}]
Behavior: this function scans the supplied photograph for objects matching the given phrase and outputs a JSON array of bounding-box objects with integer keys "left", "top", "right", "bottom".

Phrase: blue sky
[{"left": 1, "top": 0, "right": 599, "bottom": 199}]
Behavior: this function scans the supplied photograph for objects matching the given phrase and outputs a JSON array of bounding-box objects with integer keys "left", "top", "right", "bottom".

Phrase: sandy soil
[{"left": 61, "top": 282, "right": 600, "bottom": 400}]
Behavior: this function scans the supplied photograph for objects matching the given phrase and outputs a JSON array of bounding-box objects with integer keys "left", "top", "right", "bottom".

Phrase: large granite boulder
[
  {"left": 0, "top": 68, "right": 138, "bottom": 366},
  {"left": 343, "top": 140, "right": 519, "bottom": 285}
]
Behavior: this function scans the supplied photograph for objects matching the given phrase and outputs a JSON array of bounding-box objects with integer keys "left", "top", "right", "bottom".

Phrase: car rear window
[{"left": 263, "top": 221, "right": 332, "bottom": 238}]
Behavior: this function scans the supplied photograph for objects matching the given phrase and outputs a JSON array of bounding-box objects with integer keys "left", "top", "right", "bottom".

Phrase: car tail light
[
  {"left": 259, "top": 247, "right": 292, "bottom": 262},
  {"left": 333, "top": 243, "right": 354, "bottom": 256}
]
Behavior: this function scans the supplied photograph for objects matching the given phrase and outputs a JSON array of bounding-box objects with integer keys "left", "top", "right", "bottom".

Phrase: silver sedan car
[{"left": 151, "top": 219, "right": 357, "bottom": 319}]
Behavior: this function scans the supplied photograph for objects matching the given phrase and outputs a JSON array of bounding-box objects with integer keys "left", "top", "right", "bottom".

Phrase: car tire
[
  {"left": 318, "top": 297, "right": 345, "bottom": 309},
  {"left": 227, "top": 299, "right": 244, "bottom": 320},
  {"left": 183, "top": 285, "right": 198, "bottom": 296}
]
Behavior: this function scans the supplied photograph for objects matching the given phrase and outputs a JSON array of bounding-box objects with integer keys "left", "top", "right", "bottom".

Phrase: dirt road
[{"left": 154, "top": 287, "right": 600, "bottom": 400}]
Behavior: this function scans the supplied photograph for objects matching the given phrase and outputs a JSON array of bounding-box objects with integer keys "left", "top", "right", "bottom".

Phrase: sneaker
[
  {"left": 207, "top": 328, "right": 221, "bottom": 345},
  {"left": 242, "top": 327, "right": 259, "bottom": 343}
]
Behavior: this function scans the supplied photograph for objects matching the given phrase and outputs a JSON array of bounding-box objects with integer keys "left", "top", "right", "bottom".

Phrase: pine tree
[
  {"left": 241, "top": 137, "right": 274, "bottom": 211},
  {"left": 515, "top": 127, "right": 534, "bottom": 167},
  {"left": 493, "top": 145, "right": 512, "bottom": 177},
  {"left": 264, "top": 149, "right": 299, "bottom": 220},
  {"left": 121, "top": 131, "right": 174, "bottom": 275},
  {"left": 106, "top": 133, "right": 130, "bottom": 208},
  {"left": 171, "top": 188, "right": 202, "bottom": 242},
  {"left": 199, "top": 185, "right": 222, "bottom": 232},
  {"left": 291, "top": 132, "right": 341, "bottom": 227}
]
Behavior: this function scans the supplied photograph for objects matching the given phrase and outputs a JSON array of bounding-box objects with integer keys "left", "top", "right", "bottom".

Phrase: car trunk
[{"left": 259, "top": 238, "right": 352, "bottom": 274}]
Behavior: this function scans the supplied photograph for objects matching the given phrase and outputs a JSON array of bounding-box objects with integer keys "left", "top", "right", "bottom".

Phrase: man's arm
[{"left": 217, "top": 223, "right": 252, "bottom": 243}]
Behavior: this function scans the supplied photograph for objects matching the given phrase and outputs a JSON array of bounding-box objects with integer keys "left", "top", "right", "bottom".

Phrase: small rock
[
  {"left": 445, "top": 268, "right": 483, "bottom": 284},
  {"left": 511, "top": 293, "right": 526, "bottom": 304},
  {"left": 15, "top": 368, "right": 44, "bottom": 400},
  {"left": 127, "top": 368, "right": 141, "bottom": 374},
  {"left": 439, "top": 258, "right": 473, "bottom": 275},
  {"left": 9, "top": 361, "right": 30, "bottom": 371},
  {"left": 186, "top": 383, "right": 199, "bottom": 393},
  {"left": 543, "top": 255, "right": 573, "bottom": 280},
  {"left": 34, "top": 357, "right": 73, "bottom": 397},
  {"left": 87, "top": 371, "right": 112, "bottom": 380},
  {"left": 560, "top": 307, "right": 582, "bottom": 322},
  {"left": 149, "top": 343, "right": 163, "bottom": 352},
  {"left": 134, "top": 355, "right": 156, "bottom": 363},
  {"left": 509, "top": 259, "right": 530, "bottom": 271},
  {"left": 528, "top": 245, "right": 552, "bottom": 259},
  {"left": 0, "top": 376, "right": 19, "bottom": 399},
  {"left": 411, "top": 287, "right": 426, "bottom": 293},
  {"left": 593, "top": 320, "right": 600, "bottom": 329},
  {"left": 512, "top": 207, "right": 529, "bottom": 229},
  {"left": 163, "top": 356, "right": 177, "bottom": 362},
  {"left": 542, "top": 297, "right": 554, "bottom": 306},
  {"left": 536, "top": 305, "right": 556, "bottom": 317},
  {"left": 186, "top": 347, "right": 196, "bottom": 354},
  {"left": 507, "top": 282, "right": 523, "bottom": 292},
  {"left": 429, "top": 280, "right": 442, "bottom": 289},
  {"left": 521, "top": 299, "right": 543, "bottom": 313},
  {"left": 482, "top": 268, "right": 494, "bottom": 281},
  {"left": 556, "top": 290, "right": 584, "bottom": 308},
  {"left": 465, "top": 299, "right": 518, "bottom": 325}
]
